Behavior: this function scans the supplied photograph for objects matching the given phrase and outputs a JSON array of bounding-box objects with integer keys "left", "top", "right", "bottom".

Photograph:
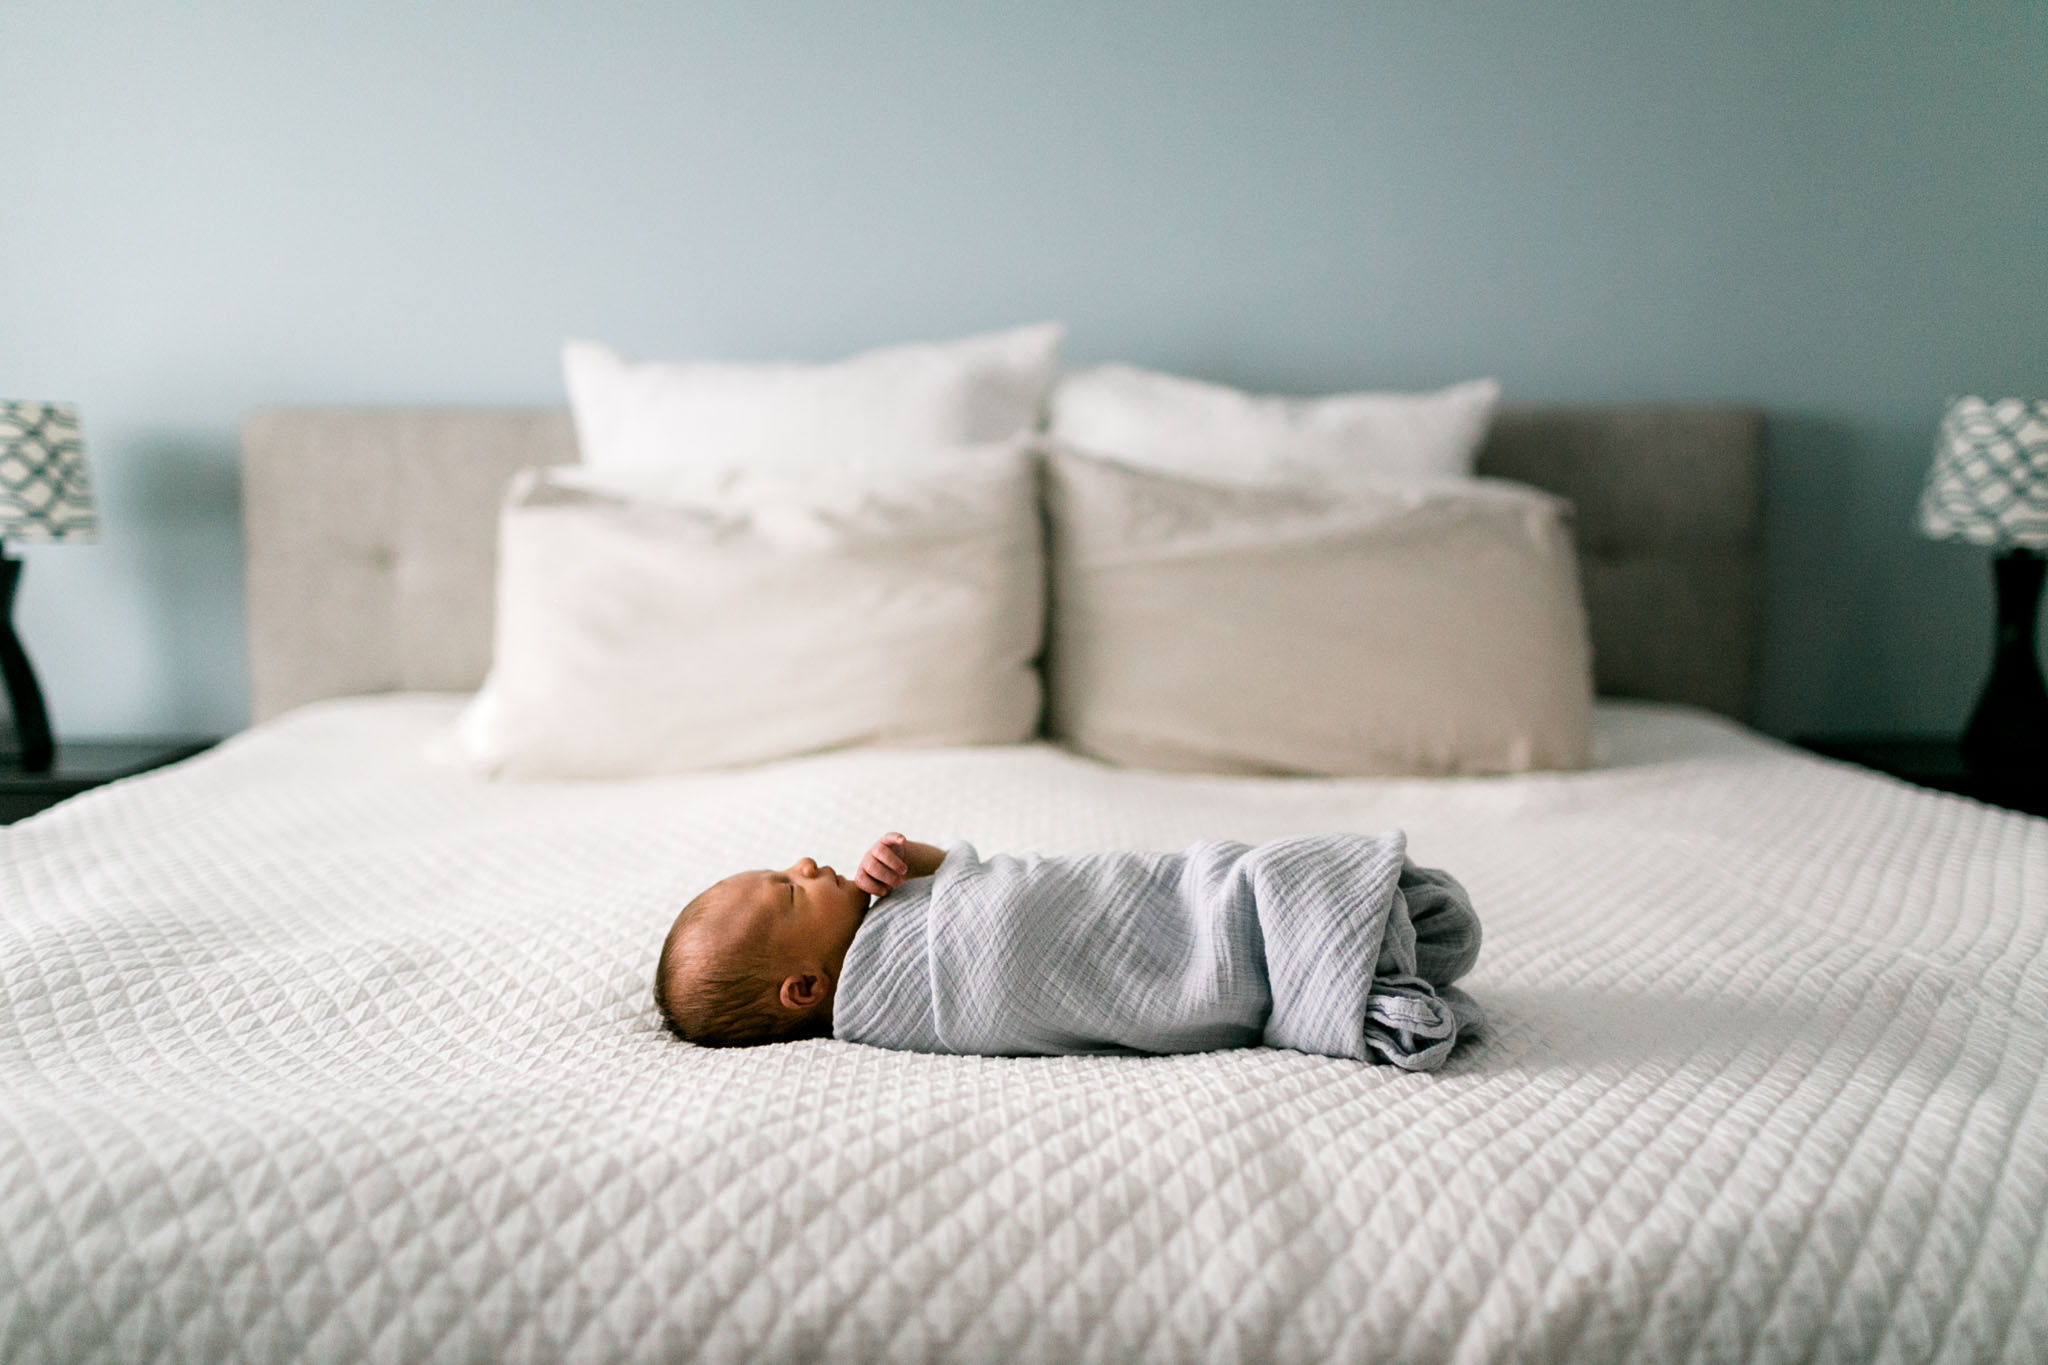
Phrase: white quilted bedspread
[{"left": 3, "top": 697, "right": 2044, "bottom": 1364}]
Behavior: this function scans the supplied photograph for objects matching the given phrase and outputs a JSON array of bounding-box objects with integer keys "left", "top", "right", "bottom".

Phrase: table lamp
[
  {"left": 0, "top": 402, "right": 97, "bottom": 774},
  {"left": 1919, "top": 395, "right": 2048, "bottom": 771}
]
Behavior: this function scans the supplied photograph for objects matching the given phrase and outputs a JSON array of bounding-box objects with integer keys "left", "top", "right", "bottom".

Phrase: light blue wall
[{"left": 4, "top": 2, "right": 2044, "bottom": 739}]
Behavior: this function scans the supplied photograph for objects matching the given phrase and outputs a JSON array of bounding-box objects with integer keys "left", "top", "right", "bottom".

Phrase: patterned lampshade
[
  {"left": 1919, "top": 396, "right": 2048, "bottom": 550},
  {"left": 0, "top": 403, "right": 98, "bottom": 544}
]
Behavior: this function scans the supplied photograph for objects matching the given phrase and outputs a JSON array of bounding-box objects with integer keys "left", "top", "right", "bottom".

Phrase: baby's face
[{"left": 724, "top": 856, "right": 872, "bottom": 976}]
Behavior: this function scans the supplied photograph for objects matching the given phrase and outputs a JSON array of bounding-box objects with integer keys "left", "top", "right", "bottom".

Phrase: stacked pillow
[
  {"left": 1043, "top": 365, "right": 1591, "bottom": 777},
  {"left": 1051, "top": 365, "right": 1501, "bottom": 486},
  {"left": 457, "top": 452, "right": 1042, "bottom": 778},
  {"left": 455, "top": 326, "right": 1059, "bottom": 776},
  {"left": 456, "top": 333, "right": 1593, "bottom": 779},
  {"left": 564, "top": 323, "right": 1062, "bottom": 485},
  {"left": 1039, "top": 449, "right": 1591, "bottom": 777}
]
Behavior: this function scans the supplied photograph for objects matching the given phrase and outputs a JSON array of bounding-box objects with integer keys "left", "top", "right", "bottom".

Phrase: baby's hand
[{"left": 855, "top": 833, "right": 914, "bottom": 899}]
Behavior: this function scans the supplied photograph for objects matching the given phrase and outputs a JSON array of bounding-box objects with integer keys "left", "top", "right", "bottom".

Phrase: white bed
[
  {"left": 4, "top": 401, "right": 2045, "bottom": 1362},
  {"left": 4, "top": 695, "right": 2043, "bottom": 1362}
]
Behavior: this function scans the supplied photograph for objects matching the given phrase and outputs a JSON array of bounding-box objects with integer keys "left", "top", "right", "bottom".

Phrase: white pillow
[
  {"left": 1050, "top": 363, "right": 1500, "bottom": 486},
  {"left": 455, "top": 447, "right": 1043, "bottom": 778},
  {"left": 564, "top": 323, "right": 1063, "bottom": 483},
  {"left": 1042, "top": 448, "right": 1592, "bottom": 777}
]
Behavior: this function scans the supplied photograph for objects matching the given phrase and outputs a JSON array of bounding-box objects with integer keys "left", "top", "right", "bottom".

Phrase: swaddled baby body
[{"left": 654, "top": 832, "right": 1485, "bottom": 1069}]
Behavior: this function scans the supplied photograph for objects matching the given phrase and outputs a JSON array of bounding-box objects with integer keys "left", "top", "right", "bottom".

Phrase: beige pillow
[
  {"left": 455, "top": 449, "right": 1042, "bottom": 777},
  {"left": 1042, "top": 448, "right": 1593, "bottom": 776}
]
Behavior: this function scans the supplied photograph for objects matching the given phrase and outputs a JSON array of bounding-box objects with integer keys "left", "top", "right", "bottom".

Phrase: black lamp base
[
  {"left": 0, "top": 548, "right": 56, "bottom": 775},
  {"left": 1960, "top": 548, "right": 2048, "bottom": 775}
]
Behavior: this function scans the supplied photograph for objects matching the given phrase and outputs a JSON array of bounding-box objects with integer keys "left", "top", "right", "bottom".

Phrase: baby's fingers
[
  {"left": 868, "top": 842, "right": 909, "bottom": 877},
  {"left": 859, "top": 849, "right": 904, "bottom": 890}
]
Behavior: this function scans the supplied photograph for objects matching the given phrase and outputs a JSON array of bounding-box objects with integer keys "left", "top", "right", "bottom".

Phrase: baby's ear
[{"left": 779, "top": 973, "right": 825, "bottom": 1012}]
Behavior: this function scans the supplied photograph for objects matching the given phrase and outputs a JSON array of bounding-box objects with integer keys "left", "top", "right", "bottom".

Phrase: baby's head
[{"left": 653, "top": 857, "right": 870, "bottom": 1046}]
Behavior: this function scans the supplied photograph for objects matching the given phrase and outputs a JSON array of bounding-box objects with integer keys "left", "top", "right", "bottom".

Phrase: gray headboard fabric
[{"left": 240, "top": 404, "right": 1764, "bottom": 725}]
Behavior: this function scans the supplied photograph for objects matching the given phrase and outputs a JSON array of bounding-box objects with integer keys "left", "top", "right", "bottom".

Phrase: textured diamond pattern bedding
[{"left": 3, "top": 698, "right": 2044, "bottom": 1363}]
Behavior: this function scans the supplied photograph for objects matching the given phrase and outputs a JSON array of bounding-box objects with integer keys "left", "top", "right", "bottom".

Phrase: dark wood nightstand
[
  {"left": 0, "top": 739, "right": 216, "bottom": 824},
  {"left": 1797, "top": 736, "right": 2048, "bottom": 819}
]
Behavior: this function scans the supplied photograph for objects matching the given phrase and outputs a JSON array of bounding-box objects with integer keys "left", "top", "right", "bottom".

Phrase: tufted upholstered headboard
[{"left": 239, "top": 404, "right": 1764, "bottom": 726}]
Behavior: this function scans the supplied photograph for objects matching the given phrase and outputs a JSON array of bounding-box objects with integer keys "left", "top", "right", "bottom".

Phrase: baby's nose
[{"left": 795, "top": 857, "right": 818, "bottom": 876}]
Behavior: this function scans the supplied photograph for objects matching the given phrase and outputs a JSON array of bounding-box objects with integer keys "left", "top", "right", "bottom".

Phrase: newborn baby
[{"left": 655, "top": 831, "right": 1485, "bottom": 1069}]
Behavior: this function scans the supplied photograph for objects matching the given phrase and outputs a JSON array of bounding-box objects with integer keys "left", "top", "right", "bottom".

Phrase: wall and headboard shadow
[{"left": 7, "top": 4, "right": 2042, "bottom": 739}]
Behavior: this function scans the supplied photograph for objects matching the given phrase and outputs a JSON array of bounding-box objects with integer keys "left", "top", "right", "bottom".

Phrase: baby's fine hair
[{"left": 654, "top": 883, "right": 821, "bottom": 1047}]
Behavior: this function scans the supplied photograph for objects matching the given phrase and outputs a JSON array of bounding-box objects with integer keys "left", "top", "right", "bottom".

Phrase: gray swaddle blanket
[{"left": 832, "top": 832, "right": 1483, "bottom": 1070}]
